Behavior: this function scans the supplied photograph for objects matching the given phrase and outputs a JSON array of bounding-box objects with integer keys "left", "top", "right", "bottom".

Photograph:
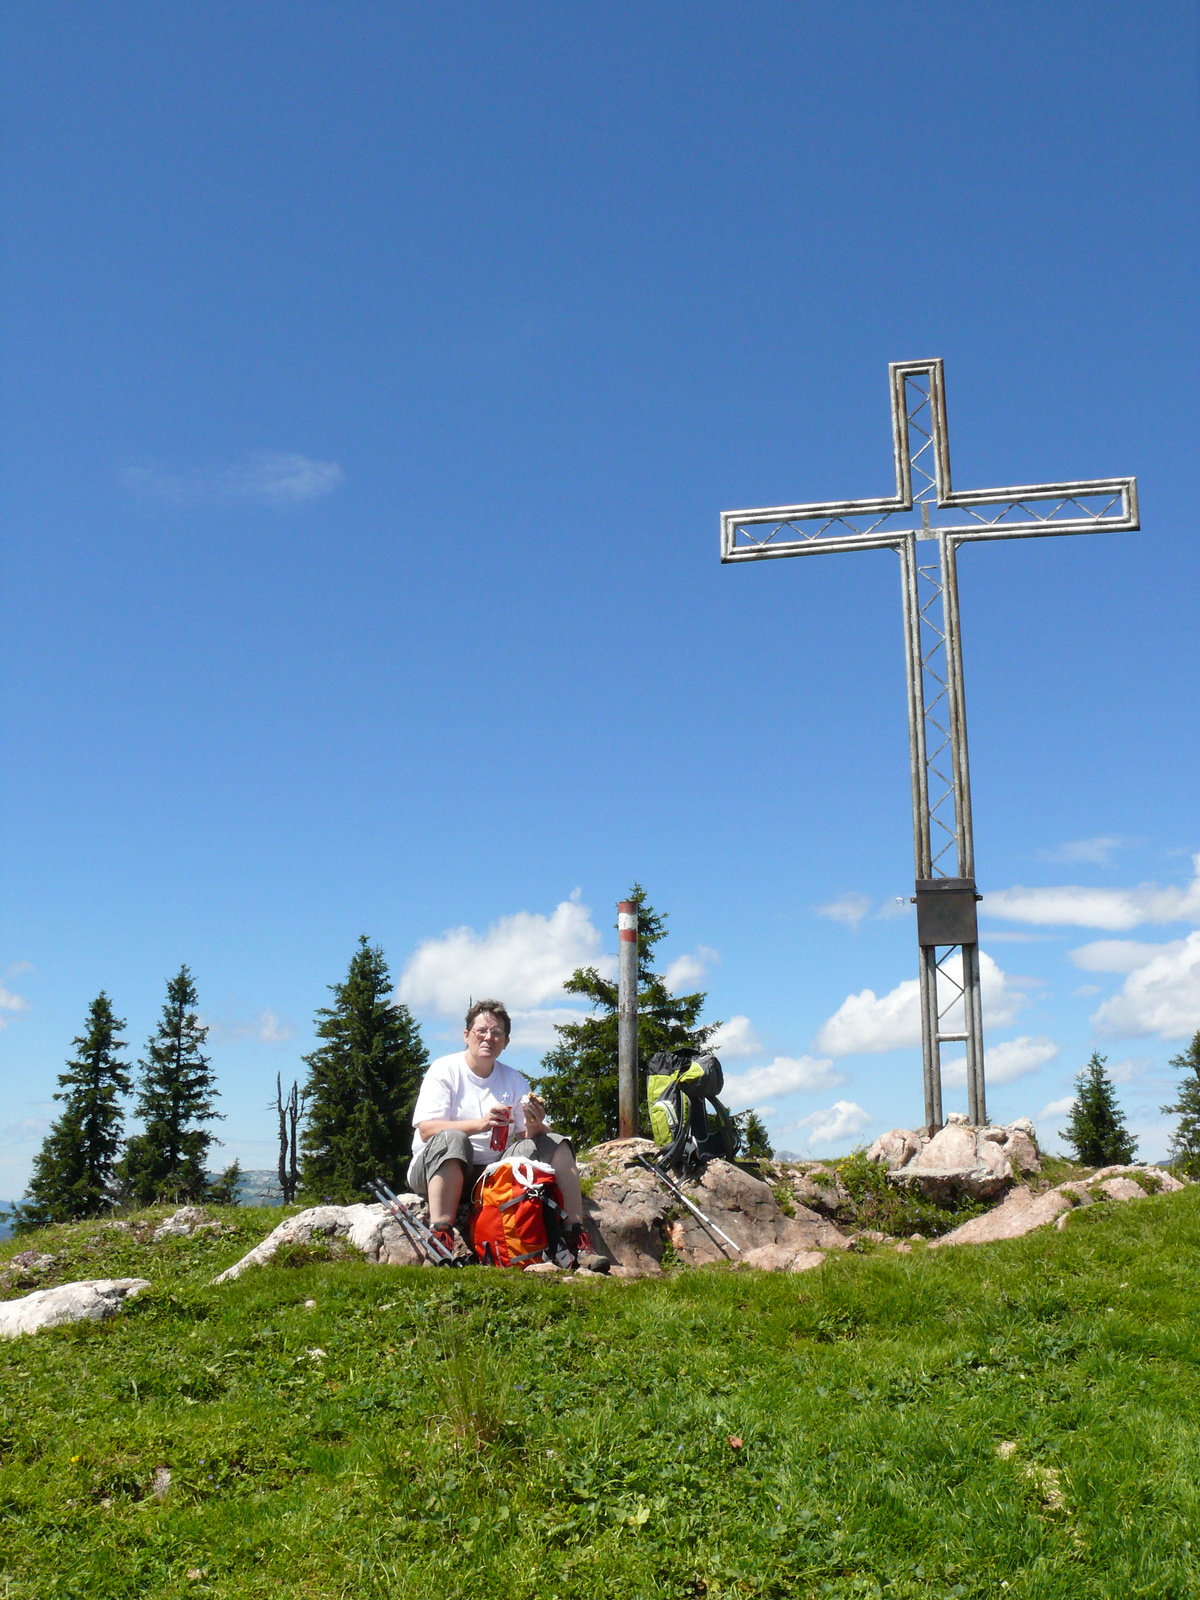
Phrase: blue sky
[{"left": 2, "top": 1, "right": 1197, "bottom": 1193}]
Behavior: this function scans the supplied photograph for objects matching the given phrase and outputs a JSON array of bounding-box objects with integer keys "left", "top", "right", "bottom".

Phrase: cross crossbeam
[{"left": 721, "top": 360, "right": 1138, "bottom": 1132}]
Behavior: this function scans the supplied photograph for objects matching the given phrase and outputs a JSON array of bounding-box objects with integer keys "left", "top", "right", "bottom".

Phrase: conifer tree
[
  {"left": 119, "top": 965, "right": 222, "bottom": 1204},
  {"left": 14, "top": 993, "right": 131, "bottom": 1231},
  {"left": 1161, "top": 1029, "right": 1200, "bottom": 1177},
  {"left": 1058, "top": 1050, "right": 1138, "bottom": 1166},
  {"left": 532, "top": 887, "right": 718, "bottom": 1147},
  {"left": 735, "top": 1108, "right": 774, "bottom": 1159},
  {"left": 299, "top": 936, "right": 429, "bottom": 1202}
]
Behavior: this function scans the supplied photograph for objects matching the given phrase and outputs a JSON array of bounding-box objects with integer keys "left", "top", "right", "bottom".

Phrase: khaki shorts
[{"left": 407, "top": 1128, "right": 574, "bottom": 1197}]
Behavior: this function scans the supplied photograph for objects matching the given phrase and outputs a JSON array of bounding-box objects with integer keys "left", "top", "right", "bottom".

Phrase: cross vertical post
[{"left": 721, "top": 360, "right": 1137, "bottom": 1133}]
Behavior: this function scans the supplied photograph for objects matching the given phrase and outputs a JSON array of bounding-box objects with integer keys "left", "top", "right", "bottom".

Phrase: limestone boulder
[
  {"left": 581, "top": 1141, "right": 672, "bottom": 1271},
  {"left": 1002, "top": 1129, "right": 1041, "bottom": 1175},
  {"left": 865, "top": 1129, "right": 923, "bottom": 1171},
  {"left": 931, "top": 1187, "right": 1072, "bottom": 1247},
  {"left": 0, "top": 1278, "right": 150, "bottom": 1339},
  {"left": 787, "top": 1166, "right": 857, "bottom": 1221},
  {"left": 581, "top": 1145, "right": 848, "bottom": 1270},
  {"left": 913, "top": 1124, "right": 978, "bottom": 1170},
  {"left": 212, "top": 1202, "right": 421, "bottom": 1282},
  {"left": 890, "top": 1122, "right": 1013, "bottom": 1202},
  {"left": 1090, "top": 1164, "right": 1184, "bottom": 1192},
  {"left": 1096, "top": 1176, "right": 1149, "bottom": 1202},
  {"left": 666, "top": 1159, "right": 849, "bottom": 1266},
  {"left": 153, "top": 1206, "right": 221, "bottom": 1241}
]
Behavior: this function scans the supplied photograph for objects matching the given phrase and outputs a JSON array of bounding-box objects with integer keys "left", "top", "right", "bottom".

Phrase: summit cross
[{"left": 721, "top": 360, "right": 1138, "bottom": 1132}]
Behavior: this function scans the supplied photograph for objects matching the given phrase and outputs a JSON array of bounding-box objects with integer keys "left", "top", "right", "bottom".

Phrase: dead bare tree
[{"left": 276, "top": 1074, "right": 303, "bottom": 1204}]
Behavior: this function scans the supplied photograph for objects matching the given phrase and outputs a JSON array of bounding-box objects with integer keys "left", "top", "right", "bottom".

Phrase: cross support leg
[{"left": 918, "top": 947, "right": 943, "bottom": 1134}]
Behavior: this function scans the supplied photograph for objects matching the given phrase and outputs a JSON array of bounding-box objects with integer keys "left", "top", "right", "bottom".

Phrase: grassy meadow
[{"left": 2, "top": 1184, "right": 1199, "bottom": 1599}]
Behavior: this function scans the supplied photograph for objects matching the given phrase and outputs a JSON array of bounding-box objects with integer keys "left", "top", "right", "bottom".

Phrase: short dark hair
[{"left": 465, "top": 999, "right": 512, "bottom": 1040}]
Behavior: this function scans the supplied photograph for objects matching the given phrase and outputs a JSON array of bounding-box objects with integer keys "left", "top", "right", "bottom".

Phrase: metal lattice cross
[{"left": 721, "top": 360, "right": 1137, "bottom": 1132}]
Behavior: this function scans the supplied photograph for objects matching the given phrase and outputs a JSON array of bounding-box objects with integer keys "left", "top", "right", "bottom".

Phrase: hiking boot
[{"left": 567, "top": 1223, "right": 610, "bottom": 1273}]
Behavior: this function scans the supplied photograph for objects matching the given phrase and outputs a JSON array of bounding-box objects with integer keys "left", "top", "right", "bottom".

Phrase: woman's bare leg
[{"left": 426, "top": 1161, "right": 466, "bottom": 1229}]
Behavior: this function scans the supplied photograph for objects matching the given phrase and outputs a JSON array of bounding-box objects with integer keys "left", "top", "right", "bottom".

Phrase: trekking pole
[
  {"left": 635, "top": 1155, "right": 742, "bottom": 1253},
  {"left": 369, "top": 1179, "right": 460, "bottom": 1266}
]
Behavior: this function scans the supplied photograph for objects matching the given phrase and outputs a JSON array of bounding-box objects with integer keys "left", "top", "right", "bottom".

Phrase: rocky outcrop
[
  {"left": 211, "top": 1143, "right": 852, "bottom": 1282},
  {"left": 889, "top": 1122, "right": 1013, "bottom": 1202},
  {"left": 0, "top": 1278, "right": 150, "bottom": 1339},
  {"left": 212, "top": 1202, "right": 422, "bottom": 1282},
  {"left": 868, "top": 1118, "right": 1041, "bottom": 1201},
  {"left": 864, "top": 1129, "right": 923, "bottom": 1171},
  {"left": 153, "top": 1205, "right": 223, "bottom": 1241},
  {"left": 933, "top": 1163, "right": 1185, "bottom": 1248},
  {"left": 580, "top": 1140, "right": 848, "bottom": 1270}
]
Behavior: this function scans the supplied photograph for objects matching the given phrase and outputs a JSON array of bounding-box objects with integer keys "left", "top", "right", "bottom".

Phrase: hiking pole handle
[{"left": 635, "top": 1156, "right": 741, "bottom": 1253}]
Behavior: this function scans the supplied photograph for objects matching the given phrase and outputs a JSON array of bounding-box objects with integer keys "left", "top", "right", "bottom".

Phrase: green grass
[
  {"left": 3, "top": 1191, "right": 1200, "bottom": 1599},
  {"left": 833, "top": 1153, "right": 990, "bottom": 1239}
]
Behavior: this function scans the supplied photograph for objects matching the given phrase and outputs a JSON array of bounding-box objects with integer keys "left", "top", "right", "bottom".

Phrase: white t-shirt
[{"left": 410, "top": 1051, "right": 540, "bottom": 1163}]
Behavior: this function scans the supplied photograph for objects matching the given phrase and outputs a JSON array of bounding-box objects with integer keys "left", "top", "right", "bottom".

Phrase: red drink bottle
[{"left": 489, "top": 1093, "right": 512, "bottom": 1153}]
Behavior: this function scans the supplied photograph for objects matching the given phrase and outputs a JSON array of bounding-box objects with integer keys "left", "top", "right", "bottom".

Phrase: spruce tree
[
  {"left": 531, "top": 887, "right": 718, "bottom": 1147},
  {"left": 119, "top": 965, "right": 222, "bottom": 1204},
  {"left": 1161, "top": 1029, "right": 1200, "bottom": 1177},
  {"left": 14, "top": 993, "right": 131, "bottom": 1231},
  {"left": 299, "top": 936, "right": 429, "bottom": 1202},
  {"left": 735, "top": 1109, "right": 774, "bottom": 1159},
  {"left": 1058, "top": 1050, "right": 1138, "bottom": 1166}
]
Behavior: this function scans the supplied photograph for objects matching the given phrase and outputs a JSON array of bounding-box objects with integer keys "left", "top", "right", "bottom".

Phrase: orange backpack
[{"left": 471, "top": 1157, "right": 572, "bottom": 1269}]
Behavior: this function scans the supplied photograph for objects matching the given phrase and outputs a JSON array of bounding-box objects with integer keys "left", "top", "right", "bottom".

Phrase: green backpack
[{"left": 646, "top": 1049, "right": 741, "bottom": 1173}]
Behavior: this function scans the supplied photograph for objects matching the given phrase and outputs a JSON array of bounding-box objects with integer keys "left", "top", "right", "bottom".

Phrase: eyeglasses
[{"left": 469, "top": 1027, "right": 506, "bottom": 1040}]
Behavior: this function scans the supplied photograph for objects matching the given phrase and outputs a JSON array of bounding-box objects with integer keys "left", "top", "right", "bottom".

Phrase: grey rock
[
  {"left": 864, "top": 1129, "right": 923, "bottom": 1170},
  {"left": 665, "top": 1159, "right": 849, "bottom": 1267},
  {"left": 1002, "top": 1129, "right": 1041, "bottom": 1175},
  {"left": 153, "top": 1206, "right": 217, "bottom": 1241},
  {"left": 788, "top": 1166, "right": 857, "bottom": 1220},
  {"left": 212, "top": 1203, "right": 421, "bottom": 1282},
  {"left": 931, "top": 1186, "right": 1072, "bottom": 1247},
  {"left": 889, "top": 1122, "right": 1014, "bottom": 1202},
  {"left": 1006, "top": 1116, "right": 1038, "bottom": 1144},
  {"left": 0, "top": 1278, "right": 150, "bottom": 1339}
]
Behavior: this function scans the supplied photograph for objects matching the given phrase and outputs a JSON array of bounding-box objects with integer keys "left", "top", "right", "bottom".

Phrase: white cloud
[
  {"left": 1, "top": 1116, "right": 48, "bottom": 1144},
  {"left": 0, "top": 984, "right": 30, "bottom": 1032},
  {"left": 1040, "top": 837, "right": 1123, "bottom": 867},
  {"left": 1038, "top": 1095, "right": 1076, "bottom": 1123},
  {"left": 1071, "top": 985, "right": 1101, "bottom": 998},
  {"left": 1089, "top": 930, "right": 1200, "bottom": 1040},
  {"left": 1107, "top": 1055, "right": 1154, "bottom": 1085},
  {"left": 874, "top": 898, "right": 914, "bottom": 921},
  {"left": 397, "top": 895, "right": 613, "bottom": 1016},
  {"left": 792, "top": 1101, "right": 873, "bottom": 1148},
  {"left": 121, "top": 452, "right": 344, "bottom": 510},
  {"left": 706, "top": 1015, "right": 763, "bottom": 1059},
  {"left": 663, "top": 947, "right": 720, "bottom": 994},
  {"left": 1069, "top": 939, "right": 1180, "bottom": 974},
  {"left": 249, "top": 1008, "right": 292, "bottom": 1044},
  {"left": 505, "top": 1008, "right": 594, "bottom": 1053},
  {"left": 985, "top": 853, "right": 1200, "bottom": 930},
  {"left": 943, "top": 1034, "right": 1058, "bottom": 1088},
  {"left": 723, "top": 1056, "right": 850, "bottom": 1108},
  {"left": 816, "top": 893, "right": 872, "bottom": 930},
  {"left": 204, "top": 1008, "right": 293, "bottom": 1045},
  {"left": 814, "top": 951, "right": 1024, "bottom": 1056}
]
